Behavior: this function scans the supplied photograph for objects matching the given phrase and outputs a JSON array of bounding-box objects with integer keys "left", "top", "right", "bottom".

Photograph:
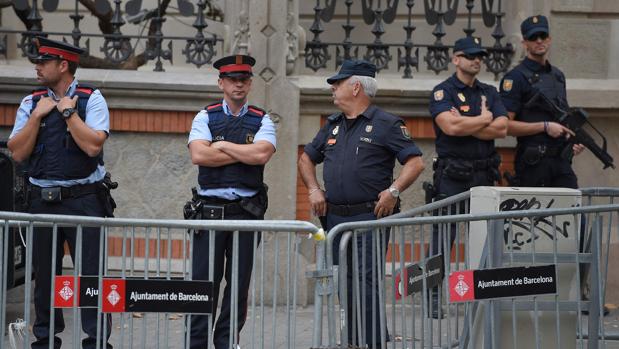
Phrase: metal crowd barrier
[
  {"left": 0, "top": 211, "right": 320, "bottom": 349},
  {"left": 311, "top": 188, "right": 619, "bottom": 349}
]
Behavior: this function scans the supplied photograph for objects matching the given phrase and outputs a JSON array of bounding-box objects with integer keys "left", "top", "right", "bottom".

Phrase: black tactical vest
[
  {"left": 28, "top": 84, "right": 103, "bottom": 180},
  {"left": 515, "top": 62, "right": 569, "bottom": 147},
  {"left": 198, "top": 102, "right": 265, "bottom": 191}
]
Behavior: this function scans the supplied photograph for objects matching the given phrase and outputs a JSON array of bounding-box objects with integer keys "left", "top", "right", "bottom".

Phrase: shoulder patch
[
  {"left": 434, "top": 89, "right": 444, "bottom": 101},
  {"left": 502, "top": 79, "right": 513, "bottom": 92},
  {"left": 400, "top": 125, "right": 411, "bottom": 139}
]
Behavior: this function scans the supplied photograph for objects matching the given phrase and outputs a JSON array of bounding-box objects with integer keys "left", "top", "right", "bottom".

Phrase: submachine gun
[{"left": 525, "top": 91, "right": 615, "bottom": 169}]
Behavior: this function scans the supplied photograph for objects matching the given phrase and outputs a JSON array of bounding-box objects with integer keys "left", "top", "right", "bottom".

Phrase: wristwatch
[
  {"left": 388, "top": 186, "right": 400, "bottom": 198},
  {"left": 62, "top": 107, "right": 75, "bottom": 119}
]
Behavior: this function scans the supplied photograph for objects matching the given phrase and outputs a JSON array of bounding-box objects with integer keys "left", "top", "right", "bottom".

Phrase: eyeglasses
[
  {"left": 456, "top": 53, "right": 484, "bottom": 61},
  {"left": 526, "top": 32, "right": 549, "bottom": 41}
]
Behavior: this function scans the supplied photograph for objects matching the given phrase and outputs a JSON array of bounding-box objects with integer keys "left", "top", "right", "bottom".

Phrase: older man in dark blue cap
[
  {"left": 499, "top": 15, "right": 584, "bottom": 188},
  {"left": 427, "top": 36, "right": 508, "bottom": 318},
  {"left": 298, "top": 59, "right": 425, "bottom": 348},
  {"left": 8, "top": 37, "right": 114, "bottom": 348},
  {"left": 186, "top": 54, "right": 276, "bottom": 349}
]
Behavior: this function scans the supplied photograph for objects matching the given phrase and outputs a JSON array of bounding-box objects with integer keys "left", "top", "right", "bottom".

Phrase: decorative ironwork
[
  {"left": 142, "top": 0, "right": 173, "bottom": 72},
  {"left": 16, "top": 0, "right": 44, "bottom": 60},
  {"left": 304, "top": 0, "right": 514, "bottom": 78},
  {"left": 305, "top": 0, "right": 333, "bottom": 72},
  {"left": 1, "top": 0, "right": 223, "bottom": 71},
  {"left": 101, "top": 0, "right": 132, "bottom": 64},
  {"left": 183, "top": 0, "right": 217, "bottom": 68}
]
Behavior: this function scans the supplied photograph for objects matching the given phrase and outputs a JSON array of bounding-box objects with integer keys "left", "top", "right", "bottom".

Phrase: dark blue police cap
[
  {"left": 453, "top": 36, "right": 487, "bottom": 56},
  {"left": 521, "top": 15, "right": 549, "bottom": 40},
  {"left": 34, "top": 36, "right": 84, "bottom": 63},
  {"left": 327, "top": 59, "right": 376, "bottom": 85},
  {"left": 213, "top": 54, "right": 255, "bottom": 78}
]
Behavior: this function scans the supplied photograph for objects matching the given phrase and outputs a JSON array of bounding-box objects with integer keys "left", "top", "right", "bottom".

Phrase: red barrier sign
[{"left": 54, "top": 276, "right": 78, "bottom": 308}]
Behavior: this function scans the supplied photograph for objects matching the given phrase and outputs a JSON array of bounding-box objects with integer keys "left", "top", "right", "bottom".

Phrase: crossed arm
[
  {"left": 189, "top": 139, "right": 275, "bottom": 167},
  {"left": 435, "top": 96, "right": 507, "bottom": 140}
]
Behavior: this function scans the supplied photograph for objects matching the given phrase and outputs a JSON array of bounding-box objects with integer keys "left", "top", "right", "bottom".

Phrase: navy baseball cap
[
  {"left": 521, "top": 15, "right": 549, "bottom": 40},
  {"left": 327, "top": 59, "right": 376, "bottom": 84},
  {"left": 213, "top": 54, "right": 255, "bottom": 78},
  {"left": 453, "top": 36, "right": 487, "bottom": 56},
  {"left": 34, "top": 36, "right": 84, "bottom": 63}
]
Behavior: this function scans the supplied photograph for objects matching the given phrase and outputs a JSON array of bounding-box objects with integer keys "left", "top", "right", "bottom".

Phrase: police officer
[
  {"left": 187, "top": 54, "right": 276, "bottom": 349},
  {"left": 298, "top": 59, "right": 425, "bottom": 348},
  {"left": 500, "top": 15, "right": 584, "bottom": 188},
  {"left": 7, "top": 37, "right": 113, "bottom": 349},
  {"left": 427, "top": 36, "right": 507, "bottom": 317}
]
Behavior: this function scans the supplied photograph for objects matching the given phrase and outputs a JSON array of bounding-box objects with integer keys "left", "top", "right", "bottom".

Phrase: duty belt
[
  {"left": 435, "top": 157, "right": 493, "bottom": 170},
  {"left": 522, "top": 144, "right": 563, "bottom": 157},
  {"left": 31, "top": 182, "right": 99, "bottom": 201},
  {"left": 327, "top": 201, "right": 375, "bottom": 217},
  {"left": 198, "top": 196, "right": 246, "bottom": 216}
]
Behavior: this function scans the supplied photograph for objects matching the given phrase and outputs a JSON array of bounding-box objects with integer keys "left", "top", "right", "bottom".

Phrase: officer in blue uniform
[
  {"left": 187, "top": 54, "right": 276, "bottom": 349},
  {"left": 499, "top": 15, "right": 584, "bottom": 188},
  {"left": 298, "top": 59, "right": 425, "bottom": 348},
  {"left": 427, "top": 36, "right": 507, "bottom": 317},
  {"left": 8, "top": 37, "right": 113, "bottom": 349}
]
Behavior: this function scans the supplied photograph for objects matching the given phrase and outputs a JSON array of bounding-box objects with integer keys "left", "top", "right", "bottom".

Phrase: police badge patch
[
  {"left": 434, "top": 90, "right": 444, "bottom": 101},
  {"left": 332, "top": 125, "right": 340, "bottom": 135},
  {"left": 246, "top": 133, "right": 254, "bottom": 144},
  {"left": 502, "top": 79, "right": 513, "bottom": 92},
  {"left": 457, "top": 93, "right": 466, "bottom": 102},
  {"left": 365, "top": 125, "right": 373, "bottom": 133},
  {"left": 400, "top": 125, "right": 411, "bottom": 139}
]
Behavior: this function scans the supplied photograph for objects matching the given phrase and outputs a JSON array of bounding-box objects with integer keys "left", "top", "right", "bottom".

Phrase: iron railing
[
  {"left": 0, "top": 0, "right": 222, "bottom": 71},
  {"left": 304, "top": 0, "right": 514, "bottom": 78}
]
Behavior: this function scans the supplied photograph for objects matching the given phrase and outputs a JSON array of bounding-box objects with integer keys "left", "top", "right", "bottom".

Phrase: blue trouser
[
  {"left": 190, "top": 209, "right": 261, "bottom": 349},
  {"left": 29, "top": 193, "right": 112, "bottom": 349},
  {"left": 328, "top": 211, "right": 389, "bottom": 349}
]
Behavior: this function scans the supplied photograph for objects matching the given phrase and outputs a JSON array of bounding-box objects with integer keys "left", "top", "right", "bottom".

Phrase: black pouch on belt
[
  {"left": 522, "top": 146, "right": 542, "bottom": 165},
  {"left": 443, "top": 161, "right": 474, "bottom": 181}
]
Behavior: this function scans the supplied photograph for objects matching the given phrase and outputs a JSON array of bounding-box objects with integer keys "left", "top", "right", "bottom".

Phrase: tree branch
[{"left": 78, "top": 0, "right": 113, "bottom": 34}]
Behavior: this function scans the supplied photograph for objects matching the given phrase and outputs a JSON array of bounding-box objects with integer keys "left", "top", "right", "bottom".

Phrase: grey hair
[{"left": 348, "top": 75, "right": 378, "bottom": 98}]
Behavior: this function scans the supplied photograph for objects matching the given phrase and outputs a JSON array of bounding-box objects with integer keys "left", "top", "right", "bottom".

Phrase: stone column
[{"left": 245, "top": 0, "right": 301, "bottom": 221}]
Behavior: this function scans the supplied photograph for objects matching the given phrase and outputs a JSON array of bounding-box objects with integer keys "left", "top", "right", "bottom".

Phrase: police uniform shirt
[
  {"left": 499, "top": 57, "right": 568, "bottom": 147},
  {"left": 9, "top": 78, "right": 110, "bottom": 187},
  {"left": 429, "top": 74, "right": 507, "bottom": 159},
  {"left": 304, "top": 105, "right": 422, "bottom": 205},
  {"left": 188, "top": 99, "right": 277, "bottom": 200},
  {"left": 499, "top": 57, "right": 567, "bottom": 116}
]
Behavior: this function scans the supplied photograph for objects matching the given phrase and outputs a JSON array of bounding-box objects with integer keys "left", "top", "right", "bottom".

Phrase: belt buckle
[
  {"left": 538, "top": 145, "right": 547, "bottom": 155},
  {"left": 41, "top": 187, "right": 62, "bottom": 203},
  {"left": 202, "top": 205, "right": 224, "bottom": 220}
]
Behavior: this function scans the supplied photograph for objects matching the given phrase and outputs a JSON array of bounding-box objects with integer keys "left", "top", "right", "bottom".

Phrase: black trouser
[
  {"left": 514, "top": 149, "right": 578, "bottom": 189},
  {"left": 328, "top": 211, "right": 390, "bottom": 349},
  {"left": 29, "top": 193, "right": 112, "bottom": 349},
  {"left": 428, "top": 165, "right": 494, "bottom": 313},
  {"left": 190, "top": 209, "right": 261, "bottom": 349},
  {"left": 430, "top": 165, "right": 494, "bottom": 256}
]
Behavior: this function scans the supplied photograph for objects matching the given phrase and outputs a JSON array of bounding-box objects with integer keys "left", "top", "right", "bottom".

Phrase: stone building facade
[{"left": 0, "top": 0, "right": 617, "bottom": 303}]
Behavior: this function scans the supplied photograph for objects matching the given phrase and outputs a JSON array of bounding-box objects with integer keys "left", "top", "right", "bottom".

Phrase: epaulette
[
  {"left": 327, "top": 112, "right": 342, "bottom": 123},
  {"left": 205, "top": 102, "right": 223, "bottom": 112},
  {"left": 247, "top": 105, "right": 266, "bottom": 117},
  {"left": 31, "top": 88, "right": 48, "bottom": 98},
  {"left": 75, "top": 83, "right": 97, "bottom": 95}
]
